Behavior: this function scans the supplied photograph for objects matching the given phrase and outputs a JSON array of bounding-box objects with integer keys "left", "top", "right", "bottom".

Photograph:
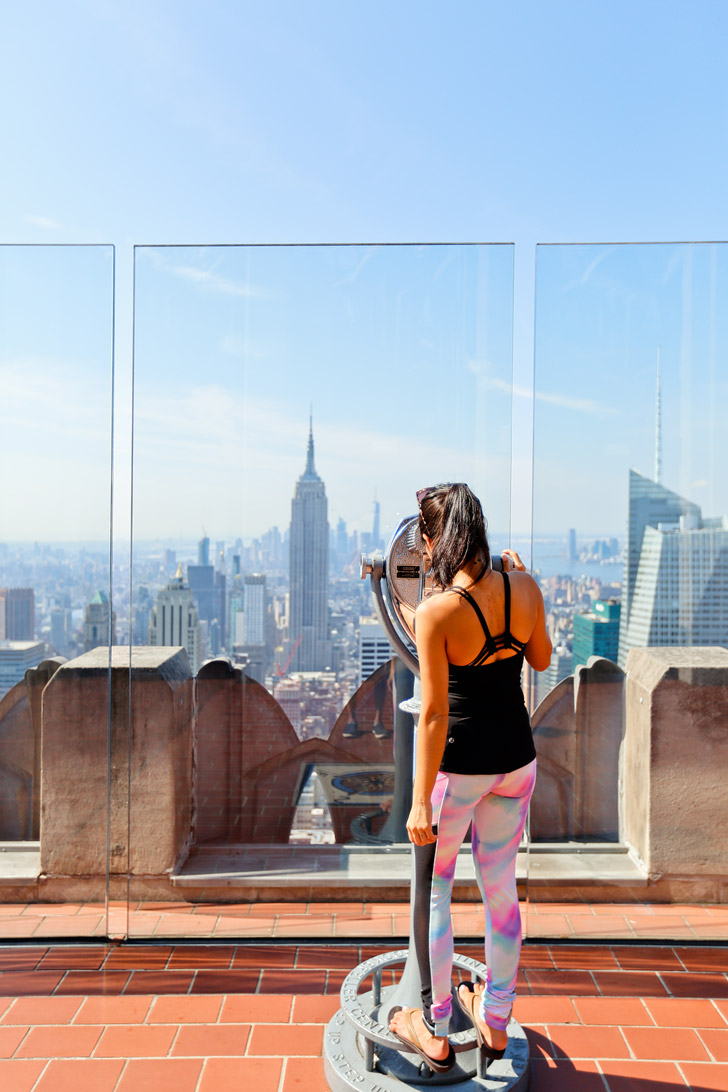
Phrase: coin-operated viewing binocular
[{"left": 361, "top": 515, "right": 504, "bottom": 674}]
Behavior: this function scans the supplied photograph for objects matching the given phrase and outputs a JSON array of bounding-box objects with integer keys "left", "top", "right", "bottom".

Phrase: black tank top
[{"left": 440, "top": 572, "right": 535, "bottom": 775}]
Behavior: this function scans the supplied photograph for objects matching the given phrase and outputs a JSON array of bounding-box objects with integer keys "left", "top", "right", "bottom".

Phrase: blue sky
[
  {"left": 131, "top": 244, "right": 514, "bottom": 540},
  {"left": 2, "top": 2, "right": 728, "bottom": 547}
]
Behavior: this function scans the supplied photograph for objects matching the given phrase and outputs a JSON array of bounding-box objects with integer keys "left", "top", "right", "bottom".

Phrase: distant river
[{"left": 531, "top": 555, "right": 623, "bottom": 584}]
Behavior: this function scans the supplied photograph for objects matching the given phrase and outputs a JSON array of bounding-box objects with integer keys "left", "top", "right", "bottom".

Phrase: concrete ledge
[
  {"left": 0, "top": 842, "right": 40, "bottom": 885},
  {"left": 4, "top": 843, "right": 728, "bottom": 906},
  {"left": 169, "top": 842, "right": 647, "bottom": 902}
]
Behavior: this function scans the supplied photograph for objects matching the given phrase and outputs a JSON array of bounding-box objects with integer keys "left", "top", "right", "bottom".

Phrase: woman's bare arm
[
  {"left": 406, "top": 599, "right": 450, "bottom": 845},
  {"left": 523, "top": 578, "right": 552, "bottom": 671}
]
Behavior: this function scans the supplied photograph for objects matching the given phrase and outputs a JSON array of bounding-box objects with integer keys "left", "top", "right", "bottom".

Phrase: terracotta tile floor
[
  {"left": 0, "top": 905, "right": 727, "bottom": 1089},
  {"left": 2, "top": 899, "right": 728, "bottom": 942}
]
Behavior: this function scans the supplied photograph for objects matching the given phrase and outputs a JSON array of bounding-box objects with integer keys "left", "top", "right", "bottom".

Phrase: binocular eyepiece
[{"left": 361, "top": 515, "right": 503, "bottom": 676}]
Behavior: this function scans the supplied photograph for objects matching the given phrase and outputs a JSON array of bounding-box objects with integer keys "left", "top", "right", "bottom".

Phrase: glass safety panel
[
  {"left": 128, "top": 243, "right": 515, "bottom": 938},
  {"left": 528, "top": 243, "right": 728, "bottom": 941},
  {"left": 0, "top": 245, "right": 116, "bottom": 939}
]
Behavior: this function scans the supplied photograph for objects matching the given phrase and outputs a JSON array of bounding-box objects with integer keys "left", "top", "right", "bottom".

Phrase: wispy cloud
[
  {"left": 138, "top": 249, "right": 272, "bottom": 299},
  {"left": 534, "top": 387, "right": 615, "bottom": 415},
  {"left": 166, "top": 263, "right": 269, "bottom": 298},
  {"left": 468, "top": 367, "right": 615, "bottom": 416}
]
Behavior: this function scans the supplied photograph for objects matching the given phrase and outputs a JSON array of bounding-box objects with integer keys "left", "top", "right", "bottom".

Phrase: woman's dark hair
[{"left": 418, "top": 482, "right": 491, "bottom": 588}]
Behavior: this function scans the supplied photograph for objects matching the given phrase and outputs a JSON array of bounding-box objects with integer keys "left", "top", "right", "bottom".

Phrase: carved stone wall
[
  {"left": 623, "top": 646, "right": 728, "bottom": 875},
  {"left": 40, "top": 646, "right": 193, "bottom": 878},
  {"left": 530, "top": 656, "right": 625, "bottom": 840}
]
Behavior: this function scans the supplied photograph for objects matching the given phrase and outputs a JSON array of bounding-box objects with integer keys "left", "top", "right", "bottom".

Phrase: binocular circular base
[
  {"left": 324, "top": 1006, "right": 530, "bottom": 1090},
  {"left": 323, "top": 949, "right": 530, "bottom": 1091}
]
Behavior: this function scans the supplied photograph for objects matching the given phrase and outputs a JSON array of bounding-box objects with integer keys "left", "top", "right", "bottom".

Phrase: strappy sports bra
[
  {"left": 445, "top": 572, "right": 527, "bottom": 666},
  {"left": 438, "top": 571, "right": 536, "bottom": 775}
]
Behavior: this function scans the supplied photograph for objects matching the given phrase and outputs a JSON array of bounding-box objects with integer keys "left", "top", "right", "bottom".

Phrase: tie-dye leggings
[{"left": 413, "top": 760, "right": 537, "bottom": 1037}]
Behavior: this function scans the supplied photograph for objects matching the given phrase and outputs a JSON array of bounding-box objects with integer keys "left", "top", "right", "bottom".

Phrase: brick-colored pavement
[
  {"left": 2, "top": 899, "right": 728, "bottom": 943},
  {"left": 1, "top": 904, "right": 728, "bottom": 1089}
]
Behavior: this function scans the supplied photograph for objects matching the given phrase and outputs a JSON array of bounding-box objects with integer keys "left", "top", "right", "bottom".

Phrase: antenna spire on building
[
  {"left": 303, "top": 411, "right": 318, "bottom": 479},
  {"left": 654, "top": 347, "right": 663, "bottom": 485}
]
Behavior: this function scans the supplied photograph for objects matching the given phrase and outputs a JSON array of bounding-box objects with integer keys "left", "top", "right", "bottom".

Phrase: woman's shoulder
[
  {"left": 415, "top": 588, "right": 462, "bottom": 625},
  {"left": 508, "top": 570, "right": 539, "bottom": 595}
]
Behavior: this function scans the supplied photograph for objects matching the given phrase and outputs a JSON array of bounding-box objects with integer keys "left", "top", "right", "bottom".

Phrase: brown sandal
[
  {"left": 388, "top": 1006, "right": 456, "bottom": 1073},
  {"left": 456, "top": 982, "right": 507, "bottom": 1060}
]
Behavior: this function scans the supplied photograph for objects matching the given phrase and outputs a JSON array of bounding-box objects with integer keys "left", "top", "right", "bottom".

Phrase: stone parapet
[
  {"left": 623, "top": 646, "right": 728, "bottom": 877},
  {"left": 3, "top": 646, "right": 728, "bottom": 906},
  {"left": 40, "top": 646, "right": 193, "bottom": 880},
  {"left": 531, "top": 656, "right": 624, "bottom": 840}
]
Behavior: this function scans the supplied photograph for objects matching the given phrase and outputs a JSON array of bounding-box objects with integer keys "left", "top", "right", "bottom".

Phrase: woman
[{"left": 389, "top": 483, "right": 552, "bottom": 1072}]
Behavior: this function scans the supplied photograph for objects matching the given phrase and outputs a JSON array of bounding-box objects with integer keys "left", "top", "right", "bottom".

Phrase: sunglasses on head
[{"left": 416, "top": 487, "right": 434, "bottom": 538}]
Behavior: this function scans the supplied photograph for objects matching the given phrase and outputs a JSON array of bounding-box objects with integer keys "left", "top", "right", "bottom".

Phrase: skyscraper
[
  {"left": 83, "top": 590, "right": 117, "bottom": 652},
  {"left": 335, "top": 517, "right": 348, "bottom": 566},
  {"left": 536, "top": 644, "right": 573, "bottom": 708},
  {"left": 186, "top": 554, "right": 223, "bottom": 646},
  {"left": 243, "top": 574, "right": 266, "bottom": 645},
  {"left": 50, "top": 607, "right": 73, "bottom": 657},
  {"left": 359, "top": 617, "right": 392, "bottom": 685},
  {"left": 187, "top": 564, "right": 215, "bottom": 624},
  {"left": 572, "top": 599, "right": 621, "bottom": 671},
  {"left": 148, "top": 564, "right": 202, "bottom": 674},
  {"left": 288, "top": 420, "right": 331, "bottom": 671},
  {"left": 274, "top": 677, "right": 302, "bottom": 735},
  {"left": 0, "top": 588, "right": 35, "bottom": 640},
  {"left": 618, "top": 470, "right": 728, "bottom": 666},
  {"left": 0, "top": 641, "right": 45, "bottom": 700}
]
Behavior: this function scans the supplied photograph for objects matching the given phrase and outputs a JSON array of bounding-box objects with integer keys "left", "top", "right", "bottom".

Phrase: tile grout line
[
  {"left": 593, "top": 1060, "right": 612, "bottom": 1091},
  {"left": 27, "top": 1057, "right": 52, "bottom": 1092},
  {"left": 656, "top": 970, "right": 673, "bottom": 998},
  {"left": 113, "top": 1057, "right": 131, "bottom": 1092},
  {"left": 277, "top": 1053, "right": 288, "bottom": 1092},
  {"left": 618, "top": 1022, "right": 637, "bottom": 1059},
  {"left": 709, "top": 998, "right": 728, "bottom": 1027},
  {"left": 674, "top": 944, "right": 691, "bottom": 973},
  {"left": 693, "top": 1027, "right": 717, "bottom": 1063},
  {"left": 166, "top": 1019, "right": 182, "bottom": 1058},
  {"left": 10, "top": 1022, "right": 34, "bottom": 1057},
  {"left": 674, "top": 1060, "right": 694, "bottom": 1090},
  {"left": 89, "top": 1023, "right": 107, "bottom": 1058},
  {"left": 639, "top": 996, "right": 658, "bottom": 1027},
  {"left": 193, "top": 1054, "right": 207, "bottom": 1092},
  {"left": 538, "top": 1023, "right": 557, "bottom": 1059}
]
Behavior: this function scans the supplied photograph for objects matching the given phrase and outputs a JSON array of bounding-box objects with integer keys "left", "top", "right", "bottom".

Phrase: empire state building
[{"left": 288, "top": 421, "right": 332, "bottom": 671}]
